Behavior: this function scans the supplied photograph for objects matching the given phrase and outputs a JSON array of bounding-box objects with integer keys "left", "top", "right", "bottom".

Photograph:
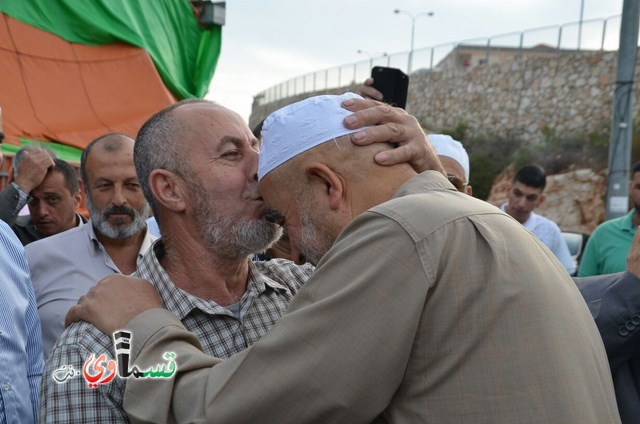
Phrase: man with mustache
[
  {"left": 25, "top": 133, "right": 155, "bottom": 356},
  {"left": 0, "top": 146, "right": 86, "bottom": 246},
  {"left": 0, "top": 152, "right": 86, "bottom": 245}
]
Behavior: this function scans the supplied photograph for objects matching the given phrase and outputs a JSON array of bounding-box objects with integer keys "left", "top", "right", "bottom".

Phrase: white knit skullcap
[
  {"left": 428, "top": 134, "right": 470, "bottom": 182},
  {"left": 258, "top": 92, "right": 367, "bottom": 181}
]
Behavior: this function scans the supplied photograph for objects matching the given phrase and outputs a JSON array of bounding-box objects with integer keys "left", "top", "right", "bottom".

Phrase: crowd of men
[{"left": 1, "top": 88, "right": 639, "bottom": 423}]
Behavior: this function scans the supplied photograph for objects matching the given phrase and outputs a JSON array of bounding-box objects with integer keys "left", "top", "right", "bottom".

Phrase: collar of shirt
[
  {"left": 19, "top": 212, "right": 86, "bottom": 233},
  {"left": 621, "top": 209, "right": 638, "bottom": 233},
  {"left": 393, "top": 171, "right": 457, "bottom": 199},
  {"left": 134, "top": 240, "right": 290, "bottom": 321},
  {"left": 85, "top": 219, "right": 155, "bottom": 265}
]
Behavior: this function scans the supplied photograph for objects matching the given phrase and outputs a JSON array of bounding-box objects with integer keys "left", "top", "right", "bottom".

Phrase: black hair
[
  {"left": 512, "top": 164, "right": 546, "bottom": 190},
  {"left": 51, "top": 158, "right": 80, "bottom": 194}
]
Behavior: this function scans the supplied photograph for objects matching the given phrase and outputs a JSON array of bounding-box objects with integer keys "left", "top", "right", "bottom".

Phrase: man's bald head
[
  {"left": 258, "top": 93, "right": 415, "bottom": 197},
  {"left": 258, "top": 93, "right": 417, "bottom": 264},
  {"left": 135, "top": 99, "right": 247, "bottom": 217}
]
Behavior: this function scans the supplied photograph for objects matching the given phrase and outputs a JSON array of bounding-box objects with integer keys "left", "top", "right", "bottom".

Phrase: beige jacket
[{"left": 123, "top": 171, "right": 620, "bottom": 423}]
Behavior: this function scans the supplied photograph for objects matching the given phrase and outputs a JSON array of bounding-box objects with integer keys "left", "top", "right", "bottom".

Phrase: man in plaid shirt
[{"left": 40, "top": 98, "right": 431, "bottom": 422}]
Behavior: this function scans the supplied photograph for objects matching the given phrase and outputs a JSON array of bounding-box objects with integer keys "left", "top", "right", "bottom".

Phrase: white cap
[
  {"left": 428, "top": 134, "right": 470, "bottom": 182},
  {"left": 258, "top": 92, "right": 366, "bottom": 181}
]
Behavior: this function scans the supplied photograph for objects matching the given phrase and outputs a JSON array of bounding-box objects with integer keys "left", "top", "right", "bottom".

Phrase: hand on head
[
  {"left": 341, "top": 97, "right": 444, "bottom": 175},
  {"left": 14, "top": 148, "right": 55, "bottom": 192},
  {"left": 65, "top": 275, "right": 163, "bottom": 335}
]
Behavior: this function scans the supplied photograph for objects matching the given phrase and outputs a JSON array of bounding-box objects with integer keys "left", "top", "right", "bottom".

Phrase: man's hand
[
  {"left": 360, "top": 77, "right": 384, "bottom": 101},
  {"left": 342, "top": 97, "right": 444, "bottom": 175},
  {"left": 627, "top": 227, "right": 640, "bottom": 278},
  {"left": 65, "top": 275, "right": 163, "bottom": 335},
  {"left": 14, "top": 148, "right": 55, "bottom": 192}
]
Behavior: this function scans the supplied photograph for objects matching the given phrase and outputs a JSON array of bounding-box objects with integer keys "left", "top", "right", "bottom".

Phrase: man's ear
[
  {"left": 464, "top": 184, "right": 473, "bottom": 196},
  {"left": 81, "top": 178, "right": 91, "bottom": 199},
  {"left": 149, "top": 169, "right": 187, "bottom": 212},
  {"left": 73, "top": 184, "right": 83, "bottom": 209},
  {"left": 538, "top": 193, "right": 546, "bottom": 206},
  {"left": 304, "top": 162, "right": 344, "bottom": 210}
]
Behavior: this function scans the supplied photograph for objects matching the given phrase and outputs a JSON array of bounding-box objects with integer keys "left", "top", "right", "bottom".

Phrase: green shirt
[{"left": 578, "top": 209, "right": 637, "bottom": 276}]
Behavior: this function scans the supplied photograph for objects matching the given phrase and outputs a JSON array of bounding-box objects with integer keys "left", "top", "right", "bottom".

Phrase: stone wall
[
  {"left": 406, "top": 51, "right": 618, "bottom": 144},
  {"left": 251, "top": 50, "right": 627, "bottom": 143}
]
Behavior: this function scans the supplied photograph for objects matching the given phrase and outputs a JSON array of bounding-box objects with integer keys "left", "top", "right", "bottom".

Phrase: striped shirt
[
  {"left": 40, "top": 240, "right": 313, "bottom": 423},
  {"left": 0, "top": 221, "right": 44, "bottom": 423}
]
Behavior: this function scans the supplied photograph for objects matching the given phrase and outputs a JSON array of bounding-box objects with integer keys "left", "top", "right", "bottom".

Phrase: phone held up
[{"left": 371, "top": 66, "right": 409, "bottom": 109}]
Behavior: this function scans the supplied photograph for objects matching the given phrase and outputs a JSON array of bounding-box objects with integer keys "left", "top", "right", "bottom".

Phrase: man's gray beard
[
  {"left": 87, "top": 197, "right": 150, "bottom": 240},
  {"left": 297, "top": 213, "right": 334, "bottom": 266},
  {"left": 199, "top": 213, "right": 283, "bottom": 260}
]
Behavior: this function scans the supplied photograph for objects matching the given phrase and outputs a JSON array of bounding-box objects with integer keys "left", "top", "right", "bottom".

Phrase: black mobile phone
[{"left": 371, "top": 66, "right": 409, "bottom": 109}]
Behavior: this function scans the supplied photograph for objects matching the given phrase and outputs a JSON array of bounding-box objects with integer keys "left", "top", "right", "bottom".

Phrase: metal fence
[{"left": 255, "top": 15, "right": 622, "bottom": 106}]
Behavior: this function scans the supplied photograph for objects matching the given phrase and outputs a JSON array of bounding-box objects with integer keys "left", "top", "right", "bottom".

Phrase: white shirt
[{"left": 501, "top": 204, "right": 576, "bottom": 275}]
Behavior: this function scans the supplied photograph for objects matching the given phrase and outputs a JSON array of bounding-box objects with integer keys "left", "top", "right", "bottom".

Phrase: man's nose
[
  {"left": 33, "top": 202, "right": 50, "bottom": 217},
  {"left": 111, "top": 185, "right": 127, "bottom": 206}
]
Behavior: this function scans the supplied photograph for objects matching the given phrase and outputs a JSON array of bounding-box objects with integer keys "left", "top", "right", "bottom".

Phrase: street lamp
[
  {"left": 357, "top": 49, "right": 388, "bottom": 69},
  {"left": 394, "top": 9, "right": 434, "bottom": 74}
]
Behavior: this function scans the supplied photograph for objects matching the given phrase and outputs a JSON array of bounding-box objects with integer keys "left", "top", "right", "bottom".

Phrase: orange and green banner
[{"left": 0, "top": 0, "right": 221, "bottom": 99}]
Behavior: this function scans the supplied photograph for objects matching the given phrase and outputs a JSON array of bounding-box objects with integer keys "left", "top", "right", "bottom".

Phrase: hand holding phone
[{"left": 371, "top": 66, "right": 409, "bottom": 109}]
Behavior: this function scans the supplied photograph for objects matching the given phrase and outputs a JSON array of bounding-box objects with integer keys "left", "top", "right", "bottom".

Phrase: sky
[{"left": 204, "top": 0, "right": 625, "bottom": 124}]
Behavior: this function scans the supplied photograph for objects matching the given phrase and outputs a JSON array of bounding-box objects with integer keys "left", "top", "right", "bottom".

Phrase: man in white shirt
[
  {"left": 502, "top": 164, "right": 575, "bottom": 274},
  {"left": 26, "top": 133, "right": 155, "bottom": 356}
]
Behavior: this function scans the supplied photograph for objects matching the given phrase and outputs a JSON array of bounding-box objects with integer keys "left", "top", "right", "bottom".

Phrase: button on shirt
[
  {"left": 0, "top": 221, "right": 44, "bottom": 423},
  {"left": 25, "top": 221, "right": 155, "bottom": 357},
  {"left": 40, "top": 240, "right": 313, "bottom": 423},
  {"left": 501, "top": 204, "right": 576, "bottom": 274}
]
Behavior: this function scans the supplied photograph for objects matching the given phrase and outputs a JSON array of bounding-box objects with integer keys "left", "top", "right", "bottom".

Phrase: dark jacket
[
  {"left": 0, "top": 183, "right": 86, "bottom": 245},
  {"left": 575, "top": 272, "right": 640, "bottom": 424}
]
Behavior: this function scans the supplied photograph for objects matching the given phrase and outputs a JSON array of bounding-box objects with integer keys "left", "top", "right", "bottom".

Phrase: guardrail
[{"left": 255, "top": 15, "right": 622, "bottom": 106}]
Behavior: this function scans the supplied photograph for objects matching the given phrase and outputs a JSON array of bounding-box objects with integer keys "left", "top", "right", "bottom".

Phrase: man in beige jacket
[{"left": 69, "top": 94, "right": 620, "bottom": 423}]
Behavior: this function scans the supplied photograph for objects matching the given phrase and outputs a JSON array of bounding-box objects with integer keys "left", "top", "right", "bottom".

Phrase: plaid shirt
[{"left": 39, "top": 240, "right": 313, "bottom": 423}]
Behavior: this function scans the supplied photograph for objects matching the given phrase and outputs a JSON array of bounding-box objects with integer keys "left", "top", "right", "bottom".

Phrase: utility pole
[
  {"left": 577, "top": 0, "right": 585, "bottom": 50},
  {"left": 606, "top": 0, "right": 640, "bottom": 220}
]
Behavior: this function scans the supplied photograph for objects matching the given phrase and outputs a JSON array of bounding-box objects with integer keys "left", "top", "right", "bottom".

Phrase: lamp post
[
  {"left": 357, "top": 50, "right": 388, "bottom": 70},
  {"left": 394, "top": 9, "right": 434, "bottom": 74}
]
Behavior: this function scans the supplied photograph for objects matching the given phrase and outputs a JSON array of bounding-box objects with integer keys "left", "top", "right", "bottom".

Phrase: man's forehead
[
  {"left": 438, "top": 156, "right": 466, "bottom": 182},
  {"left": 92, "top": 135, "right": 134, "bottom": 154},
  {"left": 174, "top": 102, "right": 236, "bottom": 123},
  {"left": 512, "top": 181, "right": 542, "bottom": 195},
  {"left": 175, "top": 103, "right": 252, "bottom": 140},
  {"left": 34, "top": 171, "right": 68, "bottom": 192}
]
